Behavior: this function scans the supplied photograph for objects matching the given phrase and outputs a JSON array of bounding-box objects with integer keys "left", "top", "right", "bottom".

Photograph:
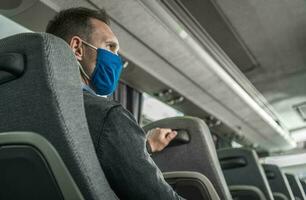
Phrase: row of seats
[
  {"left": 218, "top": 148, "right": 274, "bottom": 200},
  {"left": 1, "top": 33, "right": 305, "bottom": 199},
  {"left": 144, "top": 119, "right": 306, "bottom": 200},
  {"left": 218, "top": 148, "right": 306, "bottom": 200}
]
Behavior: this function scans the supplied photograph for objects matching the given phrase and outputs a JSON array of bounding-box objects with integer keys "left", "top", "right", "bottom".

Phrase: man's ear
[{"left": 69, "top": 36, "right": 83, "bottom": 61}]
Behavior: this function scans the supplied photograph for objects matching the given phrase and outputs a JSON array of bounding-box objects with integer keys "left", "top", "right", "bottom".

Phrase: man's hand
[{"left": 147, "top": 128, "right": 177, "bottom": 153}]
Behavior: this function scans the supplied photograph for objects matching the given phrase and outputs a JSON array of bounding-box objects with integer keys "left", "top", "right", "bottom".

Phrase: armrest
[
  {"left": 229, "top": 185, "right": 267, "bottom": 200},
  {"left": 163, "top": 171, "right": 220, "bottom": 200}
]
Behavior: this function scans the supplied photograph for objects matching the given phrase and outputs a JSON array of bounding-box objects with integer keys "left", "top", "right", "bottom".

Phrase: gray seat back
[
  {"left": 285, "top": 173, "right": 306, "bottom": 200},
  {"left": 217, "top": 148, "right": 274, "bottom": 200},
  {"left": 263, "top": 164, "right": 294, "bottom": 200},
  {"left": 143, "top": 116, "right": 232, "bottom": 200},
  {"left": 301, "top": 180, "right": 306, "bottom": 195},
  {"left": 0, "top": 33, "right": 117, "bottom": 200}
]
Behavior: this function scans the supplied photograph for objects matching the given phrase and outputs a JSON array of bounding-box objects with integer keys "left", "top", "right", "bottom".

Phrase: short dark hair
[{"left": 46, "top": 7, "right": 109, "bottom": 43}]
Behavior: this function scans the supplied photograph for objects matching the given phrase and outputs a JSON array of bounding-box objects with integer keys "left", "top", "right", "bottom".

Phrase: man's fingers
[
  {"left": 159, "top": 128, "right": 172, "bottom": 136},
  {"left": 166, "top": 131, "right": 177, "bottom": 142},
  {"left": 162, "top": 128, "right": 172, "bottom": 133}
]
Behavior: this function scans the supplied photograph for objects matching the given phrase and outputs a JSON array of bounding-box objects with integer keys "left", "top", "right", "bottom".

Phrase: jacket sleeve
[{"left": 96, "top": 105, "right": 184, "bottom": 200}]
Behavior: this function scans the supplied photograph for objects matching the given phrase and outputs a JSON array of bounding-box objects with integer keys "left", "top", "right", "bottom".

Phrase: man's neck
[{"left": 80, "top": 78, "right": 107, "bottom": 98}]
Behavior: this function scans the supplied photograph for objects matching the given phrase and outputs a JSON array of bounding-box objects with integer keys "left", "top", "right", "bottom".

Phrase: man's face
[{"left": 72, "top": 18, "right": 119, "bottom": 82}]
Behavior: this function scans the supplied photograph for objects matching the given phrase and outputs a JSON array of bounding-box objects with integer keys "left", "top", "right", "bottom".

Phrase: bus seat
[
  {"left": 263, "top": 164, "right": 294, "bottom": 200},
  {"left": 143, "top": 116, "right": 232, "bottom": 200},
  {"left": 285, "top": 173, "right": 306, "bottom": 200},
  {"left": 0, "top": 33, "right": 118, "bottom": 200},
  {"left": 301, "top": 179, "right": 306, "bottom": 195},
  {"left": 218, "top": 148, "right": 274, "bottom": 200}
]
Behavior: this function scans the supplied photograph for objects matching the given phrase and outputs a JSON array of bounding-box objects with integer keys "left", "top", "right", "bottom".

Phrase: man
[{"left": 46, "top": 7, "right": 183, "bottom": 199}]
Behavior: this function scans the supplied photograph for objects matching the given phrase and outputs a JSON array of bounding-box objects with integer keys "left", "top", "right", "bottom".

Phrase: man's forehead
[{"left": 90, "top": 18, "right": 118, "bottom": 44}]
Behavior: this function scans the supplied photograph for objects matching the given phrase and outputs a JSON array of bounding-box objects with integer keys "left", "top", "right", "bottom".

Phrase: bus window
[
  {"left": 141, "top": 93, "right": 183, "bottom": 126},
  {"left": 0, "top": 15, "right": 31, "bottom": 39},
  {"left": 231, "top": 141, "right": 243, "bottom": 148}
]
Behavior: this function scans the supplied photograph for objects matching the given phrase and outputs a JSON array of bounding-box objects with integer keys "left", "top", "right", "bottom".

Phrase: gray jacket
[{"left": 83, "top": 91, "right": 184, "bottom": 200}]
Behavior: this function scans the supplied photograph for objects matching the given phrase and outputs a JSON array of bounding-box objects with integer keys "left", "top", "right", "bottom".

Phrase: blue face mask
[{"left": 80, "top": 40, "right": 123, "bottom": 96}]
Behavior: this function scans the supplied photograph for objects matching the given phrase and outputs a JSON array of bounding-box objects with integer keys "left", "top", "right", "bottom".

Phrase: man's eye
[
  {"left": 106, "top": 45, "right": 113, "bottom": 50},
  {"left": 109, "top": 45, "right": 118, "bottom": 52}
]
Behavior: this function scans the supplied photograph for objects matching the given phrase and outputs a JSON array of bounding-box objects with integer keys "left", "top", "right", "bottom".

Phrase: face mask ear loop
[
  {"left": 77, "top": 61, "right": 91, "bottom": 81},
  {"left": 81, "top": 40, "right": 98, "bottom": 50},
  {"left": 77, "top": 39, "right": 99, "bottom": 81}
]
